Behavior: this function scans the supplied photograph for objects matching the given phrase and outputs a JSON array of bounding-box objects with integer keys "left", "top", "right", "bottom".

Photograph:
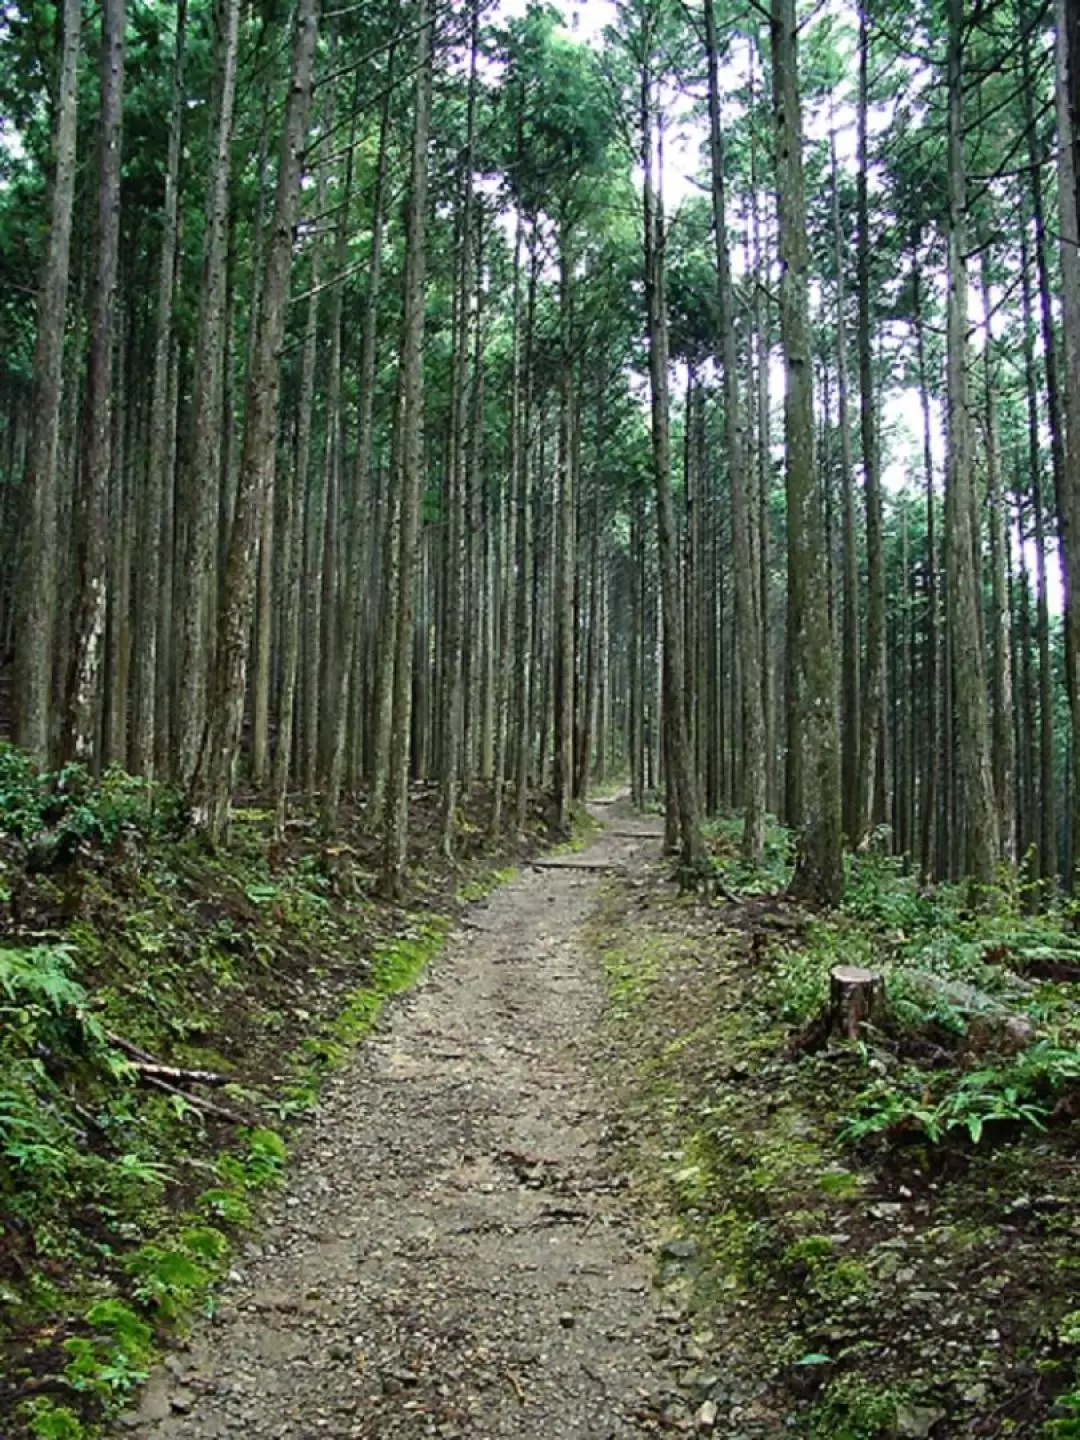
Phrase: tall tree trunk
[
  {"left": 16, "top": 0, "right": 81, "bottom": 766},
  {"left": 945, "top": 0, "right": 1000, "bottom": 885},
  {"left": 771, "top": 0, "right": 843, "bottom": 904},
  {"left": 272, "top": 189, "right": 325, "bottom": 839},
  {"left": 490, "top": 213, "right": 524, "bottom": 839},
  {"left": 193, "top": 0, "right": 320, "bottom": 842},
  {"left": 552, "top": 224, "right": 576, "bottom": 833},
  {"left": 323, "top": 44, "right": 395, "bottom": 833},
  {"left": 913, "top": 236, "right": 941, "bottom": 881},
  {"left": 757, "top": 259, "right": 776, "bottom": 819},
  {"left": 1015, "top": 477, "right": 1039, "bottom": 865},
  {"left": 131, "top": 0, "right": 186, "bottom": 778},
  {"left": 856, "top": 14, "right": 887, "bottom": 845},
  {"left": 512, "top": 231, "right": 538, "bottom": 836},
  {"left": 154, "top": 339, "right": 181, "bottom": 773},
  {"left": 177, "top": 0, "right": 241, "bottom": 787},
  {"left": 980, "top": 246, "right": 1016, "bottom": 866},
  {"left": 705, "top": 0, "right": 764, "bottom": 862},
  {"left": 1056, "top": 0, "right": 1080, "bottom": 887},
  {"left": 1018, "top": 221, "right": 1060, "bottom": 880},
  {"left": 1022, "top": 0, "right": 1069, "bottom": 618},
  {"left": 381, "top": 0, "right": 433, "bottom": 895},
  {"left": 65, "top": 0, "right": 125, "bottom": 765},
  {"left": 104, "top": 305, "right": 133, "bottom": 766},
  {"left": 313, "top": 104, "right": 354, "bottom": 792},
  {"left": 641, "top": 49, "right": 705, "bottom": 879},
  {"left": 829, "top": 122, "right": 860, "bottom": 845},
  {"left": 439, "top": 5, "right": 479, "bottom": 855}
]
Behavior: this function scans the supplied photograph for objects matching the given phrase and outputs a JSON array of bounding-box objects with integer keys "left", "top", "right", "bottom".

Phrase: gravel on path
[{"left": 119, "top": 804, "right": 687, "bottom": 1440}]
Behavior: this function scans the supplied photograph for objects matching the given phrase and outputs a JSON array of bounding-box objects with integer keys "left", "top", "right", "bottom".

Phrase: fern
[{"left": 0, "top": 944, "right": 85, "bottom": 1012}]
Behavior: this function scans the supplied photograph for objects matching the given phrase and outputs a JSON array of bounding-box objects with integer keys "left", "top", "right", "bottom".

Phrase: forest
[
  {"left": 3, "top": 0, "right": 1080, "bottom": 1435},
  {"left": 0, "top": 0, "right": 1076, "bottom": 898}
]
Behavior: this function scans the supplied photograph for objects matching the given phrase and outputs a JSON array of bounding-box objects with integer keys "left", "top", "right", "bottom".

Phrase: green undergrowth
[
  {"left": 0, "top": 744, "right": 539, "bottom": 1440},
  {"left": 551, "top": 802, "right": 602, "bottom": 855},
  {"left": 593, "top": 835, "right": 1080, "bottom": 1438}
]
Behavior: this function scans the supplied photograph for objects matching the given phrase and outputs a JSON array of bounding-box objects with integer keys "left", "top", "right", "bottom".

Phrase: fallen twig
[
  {"left": 143, "top": 1075, "right": 248, "bottom": 1125},
  {"left": 106, "top": 1030, "right": 160, "bottom": 1065}
]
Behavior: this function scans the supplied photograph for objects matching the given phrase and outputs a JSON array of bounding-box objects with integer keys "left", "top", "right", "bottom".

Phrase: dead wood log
[
  {"left": 130, "top": 1061, "right": 230, "bottom": 1086},
  {"left": 107, "top": 1031, "right": 230, "bottom": 1086},
  {"left": 829, "top": 965, "right": 887, "bottom": 1041},
  {"left": 530, "top": 861, "right": 618, "bottom": 873},
  {"left": 904, "top": 973, "right": 1036, "bottom": 1054}
]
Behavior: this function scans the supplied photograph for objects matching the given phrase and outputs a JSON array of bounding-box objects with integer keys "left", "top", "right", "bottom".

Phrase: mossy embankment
[
  {"left": 592, "top": 819, "right": 1080, "bottom": 1439},
  {"left": 0, "top": 746, "right": 557, "bottom": 1440}
]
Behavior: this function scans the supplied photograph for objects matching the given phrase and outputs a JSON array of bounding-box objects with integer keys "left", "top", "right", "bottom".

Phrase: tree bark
[
  {"left": 1018, "top": 224, "right": 1056, "bottom": 878},
  {"left": 829, "top": 122, "right": 860, "bottom": 846},
  {"left": 193, "top": 0, "right": 321, "bottom": 843},
  {"left": 131, "top": 0, "right": 187, "bottom": 779},
  {"left": 705, "top": 0, "right": 765, "bottom": 863},
  {"left": 177, "top": 0, "right": 241, "bottom": 787},
  {"left": 490, "top": 212, "right": 524, "bottom": 839},
  {"left": 913, "top": 236, "right": 941, "bottom": 882},
  {"left": 641, "top": 46, "right": 706, "bottom": 880},
  {"left": 65, "top": 0, "right": 125, "bottom": 765},
  {"left": 771, "top": 0, "right": 844, "bottom": 905},
  {"left": 16, "top": 0, "right": 82, "bottom": 767},
  {"left": 553, "top": 224, "right": 577, "bottom": 833},
  {"left": 856, "top": 13, "right": 888, "bottom": 846},
  {"left": 439, "top": 4, "right": 479, "bottom": 857},
  {"left": 381, "top": 0, "right": 433, "bottom": 896},
  {"left": 322, "top": 41, "right": 395, "bottom": 834},
  {"left": 945, "top": 0, "right": 1000, "bottom": 886},
  {"left": 980, "top": 247, "right": 1017, "bottom": 867},
  {"left": 1056, "top": 0, "right": 1080, "bottom": 887}
]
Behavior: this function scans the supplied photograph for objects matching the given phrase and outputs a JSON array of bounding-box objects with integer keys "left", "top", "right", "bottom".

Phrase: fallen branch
[
  {"left": 106, "top": 1030, "right": 160, "bottom": 1065},
  {"left": 530, "top": 861, "right": 618, "bottom": 873},
  {"left": 143, "top": 1074, "right": 248, "bottom": 1125},
  {"left": 130, "top": 1061, "right": 230, "bottom": 1086},
  {"left": 107, "top": 1031, "right": 230, "bottom": 1086}
]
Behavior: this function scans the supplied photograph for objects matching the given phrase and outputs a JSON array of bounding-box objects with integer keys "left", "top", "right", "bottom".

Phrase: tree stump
[{"left": 829, "top": 965, "right": 886, "bottom": 1041}]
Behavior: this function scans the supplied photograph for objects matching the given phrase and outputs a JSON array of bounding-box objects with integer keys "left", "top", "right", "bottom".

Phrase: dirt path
[{"left": 123, "top": 801, "right": 684, "bottom": 1440}]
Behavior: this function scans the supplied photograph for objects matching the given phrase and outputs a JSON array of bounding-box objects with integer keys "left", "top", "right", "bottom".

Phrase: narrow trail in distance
[{"left": 123, "top": 799, "right": 689, "bottom": 1440}]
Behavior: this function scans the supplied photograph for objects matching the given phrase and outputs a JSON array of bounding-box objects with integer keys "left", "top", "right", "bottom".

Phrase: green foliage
[
  {"left": 0, "top": 946, "right": 106, "bottom": 1183},
  {"left": 239, "top": 1127, "right": 287, "bottom": 1189},
  {"left": 62, "top": 1299, "right": 154, "bottom": 1399},
  {"left": 1045, "top": 1395, "right": 1080, "bottom": 1439},
  {"left": 1046, "top": 1314, "right": 1080, "bottom": 1436},
  {"left": 125, "top": 1242, "right": 213, "bottom": 1320},
  {"left": 810, "top": 1375, "right": 912, "bottom": 1439},
  {"left": 195, "top": 1187, "right": 251, "bottom": 1226},
  {"left": 837, "top": 1045, "right": 1080, "bottom": 1146},
  {"left": 704, "top": 814, "right": 794, "bottom": 894},
  {"left": 0, "top": 746, "right": 188, "bottom": 857},
  {"left": 21, "top": 1401, "right": 86, "bottom": 1440}
]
